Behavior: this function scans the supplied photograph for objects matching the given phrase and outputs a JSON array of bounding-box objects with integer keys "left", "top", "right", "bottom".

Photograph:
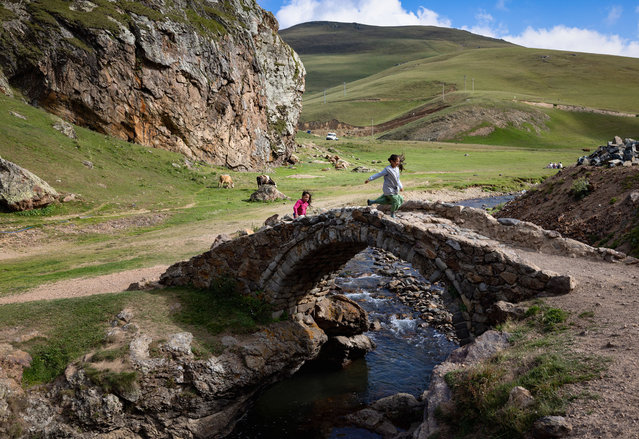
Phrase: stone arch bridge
[{"left": 161, "top": 202, "right": 582, "bottom": 341}]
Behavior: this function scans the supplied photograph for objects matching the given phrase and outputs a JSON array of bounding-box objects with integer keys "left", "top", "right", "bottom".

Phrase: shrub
[{"left": 570, "top": 177, "right": 591, "bottom": 200}]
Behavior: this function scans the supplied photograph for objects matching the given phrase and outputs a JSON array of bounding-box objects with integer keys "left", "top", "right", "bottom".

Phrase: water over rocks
[{"left": 355, "top": 247, "right": 456, "bottom": 341}]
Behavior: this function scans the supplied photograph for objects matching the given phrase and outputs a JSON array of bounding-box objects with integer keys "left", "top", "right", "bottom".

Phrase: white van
[{"left": 326, "top": 132, "right": 339, "bottom": 140}]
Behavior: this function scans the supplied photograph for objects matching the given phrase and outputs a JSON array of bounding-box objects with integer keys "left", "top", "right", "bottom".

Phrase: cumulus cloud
[
  {"left": 504, "top": 25, "right": 639, "bottom": 58},
  {"left": 275, "top": 0, "right": 451, "bottom": 29}
]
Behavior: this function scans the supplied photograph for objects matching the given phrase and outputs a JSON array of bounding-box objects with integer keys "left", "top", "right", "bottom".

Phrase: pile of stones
[{"left": 577, "top": 135, "right": 639, "bottom": 167}]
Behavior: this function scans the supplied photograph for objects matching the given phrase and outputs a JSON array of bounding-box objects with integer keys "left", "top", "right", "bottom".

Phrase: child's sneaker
[
  {"left": 367, "top": 199, "right": 373, "bottom": 206},
  {"left": 390, "top": 212, "right": 396, "bottom": 218}
]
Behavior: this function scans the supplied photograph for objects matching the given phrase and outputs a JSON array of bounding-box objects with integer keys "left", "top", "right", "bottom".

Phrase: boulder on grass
[
  {"left": 0, "top": 157, "right": 59, "bottom": 211},
  {"left": 249, "top": 185, "right": 289, "bottom": 202}
]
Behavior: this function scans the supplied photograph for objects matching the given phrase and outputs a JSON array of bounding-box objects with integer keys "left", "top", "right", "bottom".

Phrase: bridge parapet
[{"left": 160, "top": 207, "right": 575, "bottom": 340}]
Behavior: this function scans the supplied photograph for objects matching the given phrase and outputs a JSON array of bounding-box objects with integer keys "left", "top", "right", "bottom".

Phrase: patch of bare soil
[
  {"left": 496, "top": 165, "right": 639, "bottom": 257},
  {"left": 0, "top": 265, "right": 168, "bottom": 305},
  {"left": 503, "top": 249, "right": 639, "bottom": 439},
  {"left": 0, "top": 213, "right": 168, "bottom": 257}
]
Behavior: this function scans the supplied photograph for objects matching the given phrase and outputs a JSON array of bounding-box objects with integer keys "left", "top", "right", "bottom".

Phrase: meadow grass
[
  {"left": 298, "top": 43, "right": 639, "bottom": 150},
  {"left": 281, "top": 23, "right": 513, "bottom": 94},
  {"left": 439, "top": 303, "right": 607, "bottom": 438},
  {"left": 301, "top": 47, "right": 639, "bottom": 119},
  {"left": 0, "top": 281, "right": 275, "bottom": 386},
  {"left": 0, "top": 91, "right": 583, "bottom": 295}
]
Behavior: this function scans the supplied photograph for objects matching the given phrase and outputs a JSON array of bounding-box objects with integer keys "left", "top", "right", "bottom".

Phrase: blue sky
[{"left": 256, "top": 0, "right": 639, "bottom": 57}]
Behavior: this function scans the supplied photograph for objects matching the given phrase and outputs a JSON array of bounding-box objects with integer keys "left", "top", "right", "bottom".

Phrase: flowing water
[
  {"left": 228, "top": 195, "right": 515, "bottom": 438},
  {"left": 229, "top": 249, "right": 458, "bottom": 438}
]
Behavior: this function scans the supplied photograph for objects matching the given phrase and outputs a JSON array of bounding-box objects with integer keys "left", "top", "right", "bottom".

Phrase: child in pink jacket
[{"left": 293, "top": 191, "right": 312, "bottom": 218}]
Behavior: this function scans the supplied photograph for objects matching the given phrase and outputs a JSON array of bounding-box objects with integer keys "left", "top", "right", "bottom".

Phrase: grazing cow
[
  {"left": 218, "top": 174, "right": 234, "bottom": 188},
  {"left": 256, "top": 174, "right": 276, "bottom": 188}
]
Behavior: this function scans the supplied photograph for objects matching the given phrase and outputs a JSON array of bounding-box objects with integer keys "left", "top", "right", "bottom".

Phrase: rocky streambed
[{"left": 229, "top": 247, "right": 459, "bottom": 438}]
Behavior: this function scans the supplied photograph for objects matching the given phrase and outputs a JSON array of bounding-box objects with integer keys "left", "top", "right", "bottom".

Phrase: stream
[{"left": 228, "top": 195, "right": 516, "bottom": 438}]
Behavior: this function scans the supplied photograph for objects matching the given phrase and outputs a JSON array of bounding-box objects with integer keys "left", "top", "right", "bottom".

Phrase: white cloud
[
  {"left": 461, "top": 10, "right": 508, "bottom": 39},
  {"left": 605, "top": 6, "right": 623, "bottom": 25},
  {"left": 475, "top": 11, "right": 494, "bottom": 24},
  {"left": 495, "top": 0, "right": 509, "bottom": 11},
  {"left": 504, "top": 25, "right": 639, "bottom": 58},
  {"left": 275, "top": 0, "right": 451, "bottom": 29}
]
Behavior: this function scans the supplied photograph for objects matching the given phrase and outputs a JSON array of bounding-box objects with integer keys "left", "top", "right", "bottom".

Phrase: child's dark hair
[
  {"left": 388, "top": 153, "right": 405, "bottom": 172},
  {"left": 302, "top": 190, "right": 312, "bottom": 205}
]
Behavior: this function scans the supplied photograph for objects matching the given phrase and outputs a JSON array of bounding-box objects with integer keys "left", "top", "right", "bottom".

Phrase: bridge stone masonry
[{"left": 160, "top": 202, "right": 582, "bottom": 342}]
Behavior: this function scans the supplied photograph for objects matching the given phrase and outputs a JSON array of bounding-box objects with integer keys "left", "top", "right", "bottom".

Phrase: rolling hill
[
  {"left": 282, "top": 22, "right": 639, "bottom": 147},
  {"left": 280, "top": 21, "right": 515, "bottom": 94}
]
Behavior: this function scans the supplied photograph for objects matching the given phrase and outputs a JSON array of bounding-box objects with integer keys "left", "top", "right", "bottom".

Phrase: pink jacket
[{"left": 293, "top": 199, "right": 309, "bottom": 217}]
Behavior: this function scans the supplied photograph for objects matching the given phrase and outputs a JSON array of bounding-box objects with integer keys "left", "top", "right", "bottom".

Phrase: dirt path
[
  {"left": 503, "top": 249, "right": 639, "bottom": 439},
  {"left": 0, "top": 188, "right": 492, "bottom": 303}
]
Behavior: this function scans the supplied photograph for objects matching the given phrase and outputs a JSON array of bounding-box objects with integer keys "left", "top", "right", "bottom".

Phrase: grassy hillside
[
  {"left": 0, "top": 93, "right": 582, "bottom": 294},
  {"left": 295, "top": 37, "right": 639, "bottom": 146},
  {"left": 280, "top": 21, "right": 514, "bottom": 94}
]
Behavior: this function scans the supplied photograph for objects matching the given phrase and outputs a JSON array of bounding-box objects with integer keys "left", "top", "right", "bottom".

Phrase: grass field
[
  {"left": 0, "top": 22, "right": 632, "bottom": 390},
  {"left": 288, "top": 23, "right": 639, "bottom": 148},
  {"left": 0, "top": 92, "right": 582, "bottom": 296},
  {"left": 281, "top": 22, "right": 513, "bottom": 94}
]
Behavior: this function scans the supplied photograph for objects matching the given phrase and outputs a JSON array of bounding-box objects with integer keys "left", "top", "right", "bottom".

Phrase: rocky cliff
[{"left": 0, "top": 0, "right": 304, "bottom": 170}]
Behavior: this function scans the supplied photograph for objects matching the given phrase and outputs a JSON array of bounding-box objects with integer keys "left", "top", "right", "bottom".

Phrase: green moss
[
  {"left": 119, "top": 1, "right": 164, "bottom": 21},
  {"left": 0, "top": 4, "right": 17, "bottom": 21},
  {"left": 185, "top": 8, "right": 227, "bottom": 36},
  {"left": 67, "top": 37, "right": 93, "bottom": 53},
  {"left": 270, "top": 118, "right": 287, "bottom": 135},
  {"left": 85, "top": 366, "right": 138, "bottom": 394},
  {"left": 90, "top": 346, "right": 129, "bottom": 362}
]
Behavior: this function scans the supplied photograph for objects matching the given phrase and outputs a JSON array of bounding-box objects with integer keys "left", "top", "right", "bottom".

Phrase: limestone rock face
[
  {"left": 0, "top": 157, "right": 59, "bottom": 211},
  {"left": 0, "top": 0, "right": 304, "bottom": 170},
  {"left": 0, "top": 68, "right": 12, "bottom": 97}
]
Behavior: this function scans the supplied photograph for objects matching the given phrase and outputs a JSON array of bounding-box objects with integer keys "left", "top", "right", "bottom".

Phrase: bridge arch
[{"left": 160, "top": 207, "right": 574, "bottom": 341}]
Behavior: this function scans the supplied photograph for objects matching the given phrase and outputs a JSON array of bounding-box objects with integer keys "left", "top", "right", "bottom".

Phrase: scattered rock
[
  {"left": 249, "top": 185, "right": 289, "bottom": 202},
  {"left": 52, "top": 118, "right": 77, "bottom": 139},
  {"left": 314, "top": 294, "right": 369, "bottom": 336},
  {"left": 532, "top": 416, "right": 572, "bottom": 438},
  {"left": 0, "top": 157, "right": 59, "bottom": 211},
  {"left": 116, "top": 309, "right": 134, "bottom": 323},
  {"left": 577, "top": 136, "right": 639, "bottom": 167},
  {"left": 506, "top": 386, "right": 535, "bottom": 409},
  {"left": 211, "top": 233, "right": 232, "bottom": 249},
  {"left": 351, "top": 166, "right": 376, "bottom": 173},
  {"left": 488, "top": 300, "right": 527, "bottom": 324},
  {"left": 264, "top": 213, "right": 279, "bottom": 226},
  {"left": 9, "top": 111, "right": 26, "bottom": 120}
]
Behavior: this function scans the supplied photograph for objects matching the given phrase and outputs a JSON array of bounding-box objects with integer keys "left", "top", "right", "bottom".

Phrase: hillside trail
[{"left": 2, "top": 188, "right": 638, "bottom": 437}]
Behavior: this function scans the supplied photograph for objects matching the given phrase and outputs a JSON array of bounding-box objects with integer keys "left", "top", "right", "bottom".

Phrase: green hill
[
  {"left": 284, "top": 23, "right": 639, "bottom": 147},
  {"left": 280, "top": 21, "right": 514, "bottom": 94}
]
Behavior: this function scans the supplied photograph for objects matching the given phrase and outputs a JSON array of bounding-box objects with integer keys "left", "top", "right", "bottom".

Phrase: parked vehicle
[{"left": 326, "top": 132, "right": 339, "bottom": 140}]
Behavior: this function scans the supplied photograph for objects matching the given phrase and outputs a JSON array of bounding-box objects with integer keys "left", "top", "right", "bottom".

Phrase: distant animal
[
  {"left": 256, "top": 174, "right": 276, "bottom": 187},
  {"left": 218, "top": 174, "right": 234, "bottom": 188}
]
